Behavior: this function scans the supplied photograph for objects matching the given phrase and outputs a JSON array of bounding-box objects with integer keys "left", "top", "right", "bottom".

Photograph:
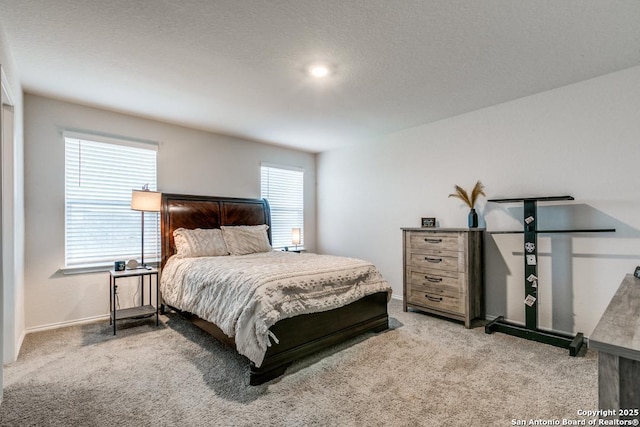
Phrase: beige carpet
[{"left": 0, "top": 299, "right": 597, "bottom": 426}]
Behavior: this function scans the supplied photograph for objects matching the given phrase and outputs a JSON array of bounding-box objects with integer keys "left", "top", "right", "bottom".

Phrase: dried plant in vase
[{"left": 448, "top": 180, "right": 486, "bottom": 228}]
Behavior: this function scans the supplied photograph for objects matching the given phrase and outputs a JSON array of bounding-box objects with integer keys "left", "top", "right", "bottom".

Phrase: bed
[{"left": 160, "top": 193, "right": 391, "bottom": 385}]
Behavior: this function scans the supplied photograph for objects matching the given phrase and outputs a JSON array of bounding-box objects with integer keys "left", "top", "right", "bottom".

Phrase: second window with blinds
[{"left": 260, "top": 164, "right": 304, "bottom": 250}]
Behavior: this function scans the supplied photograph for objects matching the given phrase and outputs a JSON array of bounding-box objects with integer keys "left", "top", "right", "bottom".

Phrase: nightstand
[{"left": 109, "top": 268, "right": 159, "bottom": 335}]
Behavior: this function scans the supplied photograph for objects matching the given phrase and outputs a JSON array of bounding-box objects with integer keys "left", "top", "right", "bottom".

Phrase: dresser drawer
[
  {"left": 409, "top": 232, "right": 460, "bottom": 252},
  {"left": 408, "top": 252, "right": 460, "bottom": 272},
  {"left": 408, "top": 287, "right": 464, "bottom": 315},
  {"left": 409, "top": 269, "right": 462, "bottom": 294},
  {"left": 408, "top": 280, "right": 460, "bottom": 299}
]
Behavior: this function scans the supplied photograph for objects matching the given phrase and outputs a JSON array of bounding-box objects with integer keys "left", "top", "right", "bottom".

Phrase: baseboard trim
[
  {"left": 26, "top": 314, "right": 110, "bottom": 334},
  {"left": 15, "top": 330, "right": 26, "bottom": 360}
]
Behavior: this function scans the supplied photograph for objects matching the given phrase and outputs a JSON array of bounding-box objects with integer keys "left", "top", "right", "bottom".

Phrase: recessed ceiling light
[{"left": 308, "top": 64, "right": 330, "bottom": 78}]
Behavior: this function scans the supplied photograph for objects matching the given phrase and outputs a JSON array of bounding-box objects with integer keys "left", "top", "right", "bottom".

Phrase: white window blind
[
  {"left": 64, "top": 134, "right": 159, "bottom": 267},
  {"left": 260, "top": 164, "right": 304, "bottom": 249}
]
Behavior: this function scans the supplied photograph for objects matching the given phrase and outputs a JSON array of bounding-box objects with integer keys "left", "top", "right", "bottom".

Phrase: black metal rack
[{"left": 484, "top": 195, "right": 615, "bottom": 356}]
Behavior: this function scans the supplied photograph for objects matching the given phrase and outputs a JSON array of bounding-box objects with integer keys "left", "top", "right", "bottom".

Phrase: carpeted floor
[{"left": 0, "top": 299, "right": 597, "bottom": 426}]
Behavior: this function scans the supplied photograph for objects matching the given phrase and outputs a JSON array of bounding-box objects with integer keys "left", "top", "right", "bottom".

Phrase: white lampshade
[
  {"left": 291, "top": 228, "right": 301, "bottom": 245},
  {"left": 131, "top": 190, "right": 161, "bottom": 212}
]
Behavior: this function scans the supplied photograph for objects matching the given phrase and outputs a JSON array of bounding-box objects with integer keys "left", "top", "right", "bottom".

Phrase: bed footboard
[{"left": 250, "top": 291, "right": 389, "bottom": 385}]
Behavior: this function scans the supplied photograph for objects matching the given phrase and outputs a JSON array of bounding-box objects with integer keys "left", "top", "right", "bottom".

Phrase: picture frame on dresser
[
  {"left": 421, "top": 217, "right": 436, "bottom": 228},
  {"left": 401, "top": 227, "right": 485, "bottom": 328}
]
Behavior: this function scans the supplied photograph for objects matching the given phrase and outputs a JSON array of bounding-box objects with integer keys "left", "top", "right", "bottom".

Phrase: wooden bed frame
[{"left": 160, "top": 193, "right": 389, "bottom": 385}]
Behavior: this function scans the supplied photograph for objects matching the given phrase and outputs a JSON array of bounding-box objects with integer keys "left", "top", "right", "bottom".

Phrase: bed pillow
[
  {"left": 220, "top": 224, "right": 271, "bottom": 255},
  {"left": 173, "top": 228, "right": 229, "bottom": 257}
]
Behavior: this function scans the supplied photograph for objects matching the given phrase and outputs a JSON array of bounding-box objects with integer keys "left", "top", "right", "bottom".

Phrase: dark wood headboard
[{"left": 161, "top": 193, "right": 271, "bottom": 268}]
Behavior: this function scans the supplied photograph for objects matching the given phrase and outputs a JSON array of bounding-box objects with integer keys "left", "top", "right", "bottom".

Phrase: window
[
  {"left": 260, "top": 164, "right": 304, "bottom": 249},
  {"left": 64, "top": 132, "right": 158, "bottom": 268}
]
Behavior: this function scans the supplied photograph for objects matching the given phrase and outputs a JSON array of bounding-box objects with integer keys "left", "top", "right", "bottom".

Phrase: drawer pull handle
[
  {"left": 425, "top": 276, "right": 442, "bottom": 282},
  {"left": 425, "top": 294, "right": 443, "bottom": 302},
  {"left": 425, "top": 257, "right": 442, "bottom": 263},
  {"left": 425, "top": 238, "right": 442, "bottom": 243}
]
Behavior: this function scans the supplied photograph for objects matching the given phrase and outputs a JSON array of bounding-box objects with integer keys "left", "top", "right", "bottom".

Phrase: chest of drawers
[{"left": 402, "top": 228, "right": 484, "bottom": 328}]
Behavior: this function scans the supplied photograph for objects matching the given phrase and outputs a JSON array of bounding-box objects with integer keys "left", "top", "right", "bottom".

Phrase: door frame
[{"left": 0, "top": 64, "right": 15, "bottom": 404}]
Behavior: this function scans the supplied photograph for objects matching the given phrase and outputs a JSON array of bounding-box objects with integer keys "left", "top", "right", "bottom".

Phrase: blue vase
[{"left": 468, "top": 208, "right": 478, "bottom": 228}]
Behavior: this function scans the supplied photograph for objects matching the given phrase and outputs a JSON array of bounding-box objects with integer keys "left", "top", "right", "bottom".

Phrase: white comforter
[{"left": 160, "top": 251, "right": 391, "bottom": 367}]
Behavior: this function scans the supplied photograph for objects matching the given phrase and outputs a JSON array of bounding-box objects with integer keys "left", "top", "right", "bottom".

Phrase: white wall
[
  {"left": 317, "top": 65, "right": 640, "bottom": 338},
  {"left": 1, "top": 22, "right": 26, "bottom": 399},
  {"left": 24, "top": 94, "right": 316, "bottom": 330}
]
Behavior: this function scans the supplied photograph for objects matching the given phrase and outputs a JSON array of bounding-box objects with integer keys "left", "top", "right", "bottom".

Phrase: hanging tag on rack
[
  {"left": 525, "top": 216, "right": 535, "bottom": 224},
  {"left": 527, "top": 274, "right": 538, "bottom": 282},
  {"left": 525, "top": 242, "right": 535, "bottom": 253},
  {"left": 524, "top": 295, "right": 536, "bottom": 307},
  {"left": 526, "top": 255, "right": 537, "bottom": 265}
]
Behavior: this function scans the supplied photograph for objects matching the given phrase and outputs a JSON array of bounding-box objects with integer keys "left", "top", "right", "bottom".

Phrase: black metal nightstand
[{"left": 109, "top": 268, "right": 159, "bottom": 335}]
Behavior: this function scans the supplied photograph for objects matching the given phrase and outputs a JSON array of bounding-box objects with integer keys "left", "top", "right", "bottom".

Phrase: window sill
[
  {"left": 60, "top": 262, "right": 159, "bottom": 275},
  {"left": 59, "top": 264, "right": 112, "bottom": 275}
]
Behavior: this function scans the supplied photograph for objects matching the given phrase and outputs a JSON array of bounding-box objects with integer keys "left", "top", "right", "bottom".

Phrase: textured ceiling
[{"left": 1, "top": 1, "right": 640, "bottom": 153}]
